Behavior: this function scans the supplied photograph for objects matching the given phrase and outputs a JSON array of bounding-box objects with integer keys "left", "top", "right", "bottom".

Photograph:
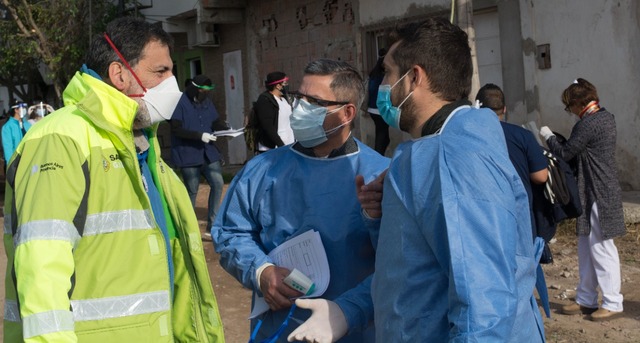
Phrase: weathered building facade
[{"left": 142, "top": 0, "right": 640, "bottom": 190}]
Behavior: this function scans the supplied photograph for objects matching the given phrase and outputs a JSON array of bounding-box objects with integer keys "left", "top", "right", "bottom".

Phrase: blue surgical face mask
[
  {"left": 290, "top": 99, "right": 346, "bottom": 148},
  {"left": 376, "top": 70, "right": 413, "bottom": 129}
]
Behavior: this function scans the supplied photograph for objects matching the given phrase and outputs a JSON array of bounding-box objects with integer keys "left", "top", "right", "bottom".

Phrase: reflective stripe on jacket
[{"left": 3, "top": 72, "right": 224, "bottom": 342}]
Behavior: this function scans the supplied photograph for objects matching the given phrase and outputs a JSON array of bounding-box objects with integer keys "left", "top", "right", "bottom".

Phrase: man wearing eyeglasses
[
  {"left": 254, "top": 71, "right": 295, "bottom": 154},
  {"left": 212, "top": 59, "right": 389, "bottom": 343}
]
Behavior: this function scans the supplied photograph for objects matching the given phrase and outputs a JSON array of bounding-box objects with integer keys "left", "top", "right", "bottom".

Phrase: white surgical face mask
[
  {"left": 103, "top": 33, "right": 181, "bottom": 125},
  {"left": 19, "top": 108, "right": 27, "bottom": 118},
  {"left": 142, "top": 76, "right": 182, "bottom": 124}
]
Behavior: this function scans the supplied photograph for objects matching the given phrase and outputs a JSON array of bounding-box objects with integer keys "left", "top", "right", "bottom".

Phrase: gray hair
[
  {"left": 304, "top": 59, "right": 365, "bottom": 113},
  {"left": 86, "top": 17, "right": 174, "bottom": 80}
]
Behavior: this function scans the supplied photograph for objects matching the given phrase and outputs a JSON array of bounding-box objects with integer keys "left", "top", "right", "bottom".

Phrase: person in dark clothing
[
  {"left": 367, "top": 48, "right": 390, "bottom": 155},
  {"left": 254, "top": 71, "right": 294, "bottom": 153},
  {"left": 476, "top": 83, "right": 548, "bottom": 238},
  {"left": 540, "top": 78, "right": 625, "bottom": 321},
  {"left": 170, "top": 74, "right": 225, "bottom": 231}
]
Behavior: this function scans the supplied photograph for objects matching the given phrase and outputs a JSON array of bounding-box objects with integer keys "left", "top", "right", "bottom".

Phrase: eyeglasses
[
  {"left": 291, "top": 91, "right": 349, "bottom": 108},
  {"left": 248, "top": 303, "right": 297, "bottom": 343}
]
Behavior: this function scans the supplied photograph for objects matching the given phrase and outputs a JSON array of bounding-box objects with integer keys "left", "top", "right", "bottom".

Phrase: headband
[
  {"left": 266, "top": 76, "right": 289, "bottom": 86},
  {"left": 191, "top": 81, "right": 214, "bottom": 90}
]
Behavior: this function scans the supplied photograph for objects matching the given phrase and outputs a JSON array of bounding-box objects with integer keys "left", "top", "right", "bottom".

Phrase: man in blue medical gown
[
  {"left": 362, "top": 18, "right": 546, "bottom": 342},
  {"left": 212, "top": 59, "right": 389, "bottom": 343}
]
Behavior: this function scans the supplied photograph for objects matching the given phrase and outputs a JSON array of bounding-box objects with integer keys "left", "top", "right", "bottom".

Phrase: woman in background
[{"left": 540, "top": 78, "right": 625, "bottom": 321}]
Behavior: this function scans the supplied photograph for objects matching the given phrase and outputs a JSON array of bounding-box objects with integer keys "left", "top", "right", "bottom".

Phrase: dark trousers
[{"left": 371, "top": 113, "right": 390, "bottom": 155}]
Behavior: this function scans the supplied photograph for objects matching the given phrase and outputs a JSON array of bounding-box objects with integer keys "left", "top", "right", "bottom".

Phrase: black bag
[
  {"left": 542, "top": 149, "right": 582, "bottom": 221},
  {"left": 539, "top": 241, "right": 554, "bottom": 264},
  {"left": 543, "top": 150, "right": 571, "bottom": 206},
  {"left": 244, "top": 101, "right": 259, "bottom": 152},
  {"left": 534, "top": 148, "right": 583, "bottom": 264}
]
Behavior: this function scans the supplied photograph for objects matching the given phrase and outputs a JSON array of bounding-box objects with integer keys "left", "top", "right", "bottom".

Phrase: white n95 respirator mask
[{"left": 142, "top": 76, "right": 182, "bottom": 124}]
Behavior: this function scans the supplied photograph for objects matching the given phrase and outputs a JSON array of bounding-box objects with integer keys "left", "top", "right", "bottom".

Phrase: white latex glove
[
  {"left": 287, "top": 299, "right": 348, "bottom": 343},
  {"left": 201, "top": 133, "right": 217, "bottom": 143},
  {"left": 540, "top": 126, "right": 555, "bottom": 140}
]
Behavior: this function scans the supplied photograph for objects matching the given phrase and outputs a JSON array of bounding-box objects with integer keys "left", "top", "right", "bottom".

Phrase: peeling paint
[
  {"left": 404, "top": 3, "right": 447, "bottom": 17},
  {"left": 360, "top": 2, "right": 447, "bottom": 26},
  {"left": 524, "top": 85, "right": 539, "bottom": 114},
  {"left": 323, "top": 0, "right": 339, "bottom": 24},
  {"left": 521, "top": 37, "right": 536, "bottom": 56},
  {"left": 262, "top": 14, "right": 278, "bottom": 32},
  {"left": 343, "top": 2, "right": 355, "bottom": 25},
  {"left": 296, "top": 6, "right": 309, "bottom": 30}
]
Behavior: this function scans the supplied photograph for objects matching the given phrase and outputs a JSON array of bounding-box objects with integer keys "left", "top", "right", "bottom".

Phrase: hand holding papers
[{"left": 251, "top": 230, "right": 330, "bottom": 319}]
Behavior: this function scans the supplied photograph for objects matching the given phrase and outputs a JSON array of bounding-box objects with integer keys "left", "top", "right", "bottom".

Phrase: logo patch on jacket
[{"left": 38, "top": 162, "right": 64, "bottom": 172}]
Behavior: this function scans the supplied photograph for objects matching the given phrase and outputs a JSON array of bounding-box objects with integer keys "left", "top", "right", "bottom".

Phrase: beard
[
  {"left": 398, "top": 95, "right": 418, "bottom": 132},
  {"left": 391, "top": 84, "right": 417, "bottom": 132},
  {"left": 132, "top": 99, "right": 152, "bottom": 130}
]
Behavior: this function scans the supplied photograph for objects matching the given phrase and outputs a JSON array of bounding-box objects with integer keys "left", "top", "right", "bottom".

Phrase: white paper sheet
[
  {"left": 249, "top": 230, "right": 330, "bottom": 319},
  {"left": 213, "top": 128, "right": 245, "bottom": 137}
]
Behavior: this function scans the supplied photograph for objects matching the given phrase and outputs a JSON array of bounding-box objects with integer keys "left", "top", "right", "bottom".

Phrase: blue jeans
[{"left": 180, "top": 161, "right": 224, "bottom": 228}]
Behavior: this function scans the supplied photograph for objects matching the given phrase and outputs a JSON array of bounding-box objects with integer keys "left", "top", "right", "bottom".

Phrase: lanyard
[{"left": 249, "top": 303, "right": 298, "bottom": 343}]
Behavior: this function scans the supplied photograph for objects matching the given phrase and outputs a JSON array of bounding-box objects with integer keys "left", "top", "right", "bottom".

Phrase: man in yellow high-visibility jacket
[{"left": 3, "top": 17, "right": 225, "bottom": 342}]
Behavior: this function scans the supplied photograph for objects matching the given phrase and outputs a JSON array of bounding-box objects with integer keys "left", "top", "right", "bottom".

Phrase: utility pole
[{"left": 456, "top": 0, "right": 480, "bottom": 100}]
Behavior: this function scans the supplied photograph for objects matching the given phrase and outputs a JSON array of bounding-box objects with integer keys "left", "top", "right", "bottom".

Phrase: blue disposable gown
[
  {"left": 212, "top": 139, "right": 389, "bottom": 342},
  {"left": 372, "top": 106, "right": 545, "bottom": 342},
  {"left": 2, "top": 117, "right": 31, "bottom": 164}
]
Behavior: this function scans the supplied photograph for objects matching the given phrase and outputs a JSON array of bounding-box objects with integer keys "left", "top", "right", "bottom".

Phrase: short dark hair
[
  {"left": 86, "top": 17, "right": 174, "bottom": 79},
  {"left": 562, "top": 78, "right": 599, "bottom": 109},
  {"left": 303, "top": 59, "right": 364, "bottom": 113},
  {"left": 476, "top": 83, "right": 505, "bottom": 112},
  {"left": 265, "top": 71, "right": 287, "bottom": 91},
  {"left": 389, "top": 17, "right": 472, "bottom": 101}
]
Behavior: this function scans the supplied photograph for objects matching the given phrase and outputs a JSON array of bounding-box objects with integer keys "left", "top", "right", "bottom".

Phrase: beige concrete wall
[
  {"left": 358, "top": 0, "right": 640, "bottom": 190},
  {"left": 520, "top": 0, "right": 640, "bottom": 190}
]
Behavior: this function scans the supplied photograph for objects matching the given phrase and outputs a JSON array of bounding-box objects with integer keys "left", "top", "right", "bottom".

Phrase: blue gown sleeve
[
  {"left": 428, "top": 194, "right": 518, "bottom": 341},
  {"left": 2, "top": 124, "right": 14, "bottom": 163},
  {"left": 211, "top": 168, "right": 272, "bottom": 291},
  {"left": 362, "top": 212, "right": 381, "bottom": 249},
  {"left": 333, "top": 275, "right": 374, "bottom": 333}
]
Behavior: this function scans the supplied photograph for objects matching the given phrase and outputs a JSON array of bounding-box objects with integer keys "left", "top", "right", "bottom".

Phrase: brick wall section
[{"left": 247, "top": 0, "right": 359, "bottom": 92}]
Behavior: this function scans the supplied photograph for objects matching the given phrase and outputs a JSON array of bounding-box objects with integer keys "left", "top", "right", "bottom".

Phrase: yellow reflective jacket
[{"left": 3, "top": 72, "right": 225, "bottom": 342}]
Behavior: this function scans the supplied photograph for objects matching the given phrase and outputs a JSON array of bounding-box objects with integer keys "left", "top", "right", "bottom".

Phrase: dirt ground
[{"left": 0, "top": 183, "right": 639, "bottom": 342}]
